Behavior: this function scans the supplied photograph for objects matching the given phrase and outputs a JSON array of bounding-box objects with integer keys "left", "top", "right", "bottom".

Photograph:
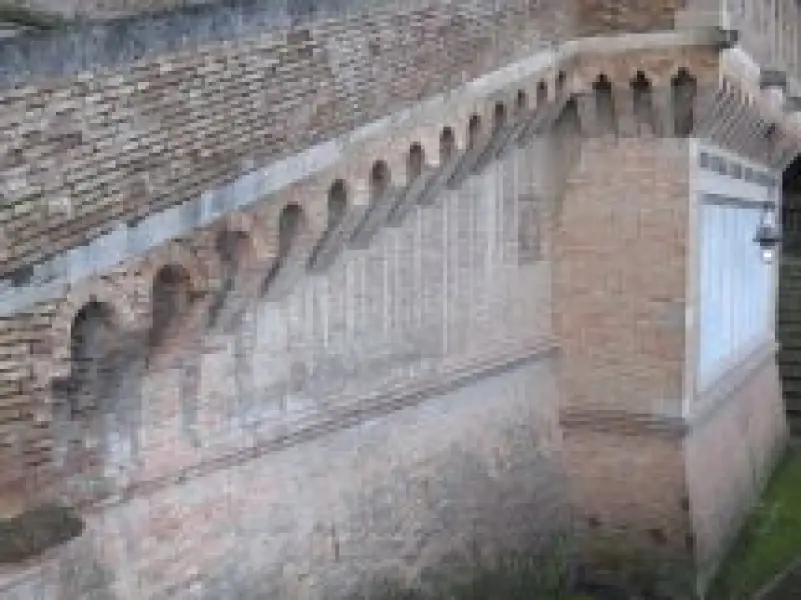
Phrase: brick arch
[
  {"left": 671, "top": 66, "right": 698, "bottom": 138},
  {"left": 556, "top": 70, "right": 567, "bottom": 92},
  {"left": 536, "top": 79, "right": 548, "bottom": 104},
  {"left": 150, "top": 262, "right": 194, "bottom": 333},
  {"left": 275, "top": 201, "right": 309, "bottom": 258},
  {"left": 140, "top": 243, "right": 209, "bottom": 295},
  {"left": 439, "top": 126, "right": 457, "bottom": 165},
  {"left": 514, "top": 88, "right": 529, "bottom": 115},
  {"left": 326, "top": 179, "right": 349, "bottom": 227},
  {"left": 136, "top": 242, "right": 215, "bottom": 329},
  {"left": 592, "top": 73, "right": 616, "bottom": 134},
  {"left": 467, "top": 113, "right": 483, "bottom": 149},
  {"left": 220, "top": 210, "right": 274, "bottom": 264},
  {"left": 215, "top": 225, "right": 255, "bottom": 278},
  {"left": 630, "top": 70, "right": 656, "bottom": 132},
  {"left": 47, "top": 279, "right": 137, "bottom": 382},
  {"left": 260, "top": 201, "right": 310, "bottom": 296},
  {"left": 492, "top": 99, "right": 507, "bottom": 130},
  {"left": 406, "top": 142, "right": 426, "bottom": 183},
  {"left": 369, "top": 159, "right": 392, "bottom": 202}
]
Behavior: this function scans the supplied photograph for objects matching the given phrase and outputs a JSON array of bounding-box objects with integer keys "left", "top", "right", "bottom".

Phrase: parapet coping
[
  {"left": 0, "top": 27, "right": 739, "bottom": 318},
  {"left": 0, "top": 0, "right": 414, "bottom": 87}
]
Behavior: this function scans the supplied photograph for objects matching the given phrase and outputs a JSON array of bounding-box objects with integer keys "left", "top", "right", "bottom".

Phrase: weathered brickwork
[
  {"left": 0, "top": 0, "right": 567, "bottom": 277},
  {"left": 574, "top": 0, "right": 688, "bottom": 36},
  {"left": 556, "top": 138, "right": 691, "bottom": 417},
  {"left": 1, "top": 357, "right": 567, "bottom": 600},
  {"left": 1, "top": 1, "right": 801, "bottom": 597},
  {"left": 0, "top": 48, "right": 570, "bottom": 506},
  {"left": 562, "top": 427, "right": 690, "bottom": 557},
  {"left": 42, "top": 145, "right": 557, "bottom": 509}
]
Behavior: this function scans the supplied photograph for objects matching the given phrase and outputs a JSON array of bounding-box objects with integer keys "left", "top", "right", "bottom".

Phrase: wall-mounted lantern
[{"left": 754, "top": 204, "right": 781, "bottom": 263}]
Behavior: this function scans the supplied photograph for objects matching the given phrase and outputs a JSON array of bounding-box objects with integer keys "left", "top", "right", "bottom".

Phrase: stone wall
[{"left": 0, "top": 353, "right": 567, "bottom": 600}]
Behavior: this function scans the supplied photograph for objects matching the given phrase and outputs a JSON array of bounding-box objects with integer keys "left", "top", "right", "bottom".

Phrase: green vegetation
[{"left": 708, "top": 447, "right": 801, "bottom": 599}]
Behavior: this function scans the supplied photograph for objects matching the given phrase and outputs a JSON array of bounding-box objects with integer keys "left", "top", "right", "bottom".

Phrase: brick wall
[
  {"left": 562, "top": 427, "right": 690, "bottom": 560},
  {"left": 555, "top": 137, "right": 690, "bottom": 418},
  {"left": 574, "top": 0, "right": 688, "bottom": 36},
  {"left": 0, "top": 0, "right": 568, "bottom": 507},
  {"left": 0, "top": 0, "right": 568, "bottom": 279}
]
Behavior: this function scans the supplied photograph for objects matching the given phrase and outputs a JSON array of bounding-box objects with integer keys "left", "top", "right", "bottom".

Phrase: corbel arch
[
  {"left": 592, "top": 73, "right": 616, "bottom": 134},
  {"left": 46, "top": 279, "right": 138, "bottom": 383},
  {"left": 139, "top": 242, "right": 210, "bottom": 300},
  {"left": 536, "top": 80, "right": 548, "bottom": 105},
  {"left": 630, "top": 70, "right": 656, "bottom": 133},
  {"left": 215, "top": 210, "right": 269, "bottom": 275},
  {"left": 407, "top": 142, "right": 426, "bottom": 184},
  {"left": 135, "top": 242, "right": 214, "bottom": 336},
  {"left": 439, "top": 126, "right": 458, "bottom": 165},
  {"left": 672, "top": 66, "right": 698, "bottom": 137}
]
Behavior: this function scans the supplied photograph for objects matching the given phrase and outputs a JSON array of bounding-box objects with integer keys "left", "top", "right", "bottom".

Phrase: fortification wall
[
  {"left": 0, "top": 0, "right": 572, "bottom": 508},
  {"left": 0, "top": 354, "right": 568, "bottom": 600},
  {"left": 46, "top": 142, "right": 559, "bottom": 508}
]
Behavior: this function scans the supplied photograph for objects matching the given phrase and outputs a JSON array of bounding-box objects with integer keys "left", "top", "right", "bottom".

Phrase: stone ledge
[{"left": 559, "top": 406, "right": 688, "bottom": 438}]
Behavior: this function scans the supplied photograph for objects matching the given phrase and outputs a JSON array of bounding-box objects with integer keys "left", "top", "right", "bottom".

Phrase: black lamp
[{"left": 754, "top": 204, "right": 781, "bottom": 263}]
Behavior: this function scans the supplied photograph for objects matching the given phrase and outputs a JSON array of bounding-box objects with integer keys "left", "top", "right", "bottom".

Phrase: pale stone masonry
[{"left": 1, "top": 0, "right": 801, "bottom": 598}]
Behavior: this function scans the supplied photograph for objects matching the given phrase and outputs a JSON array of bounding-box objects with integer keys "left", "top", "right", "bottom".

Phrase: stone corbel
[{"left": 760, "top": 68, "right": 788, "bottom": 92}]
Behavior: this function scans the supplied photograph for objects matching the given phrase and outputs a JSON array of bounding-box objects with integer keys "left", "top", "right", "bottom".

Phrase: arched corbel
[{"left": 43, "top": 279, "right": 138, "bottom": 385}]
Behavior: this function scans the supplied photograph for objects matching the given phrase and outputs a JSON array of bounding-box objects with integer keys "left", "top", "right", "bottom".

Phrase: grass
[{"left": 708, "top": 447, "right": 801, "bottom": 599}]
